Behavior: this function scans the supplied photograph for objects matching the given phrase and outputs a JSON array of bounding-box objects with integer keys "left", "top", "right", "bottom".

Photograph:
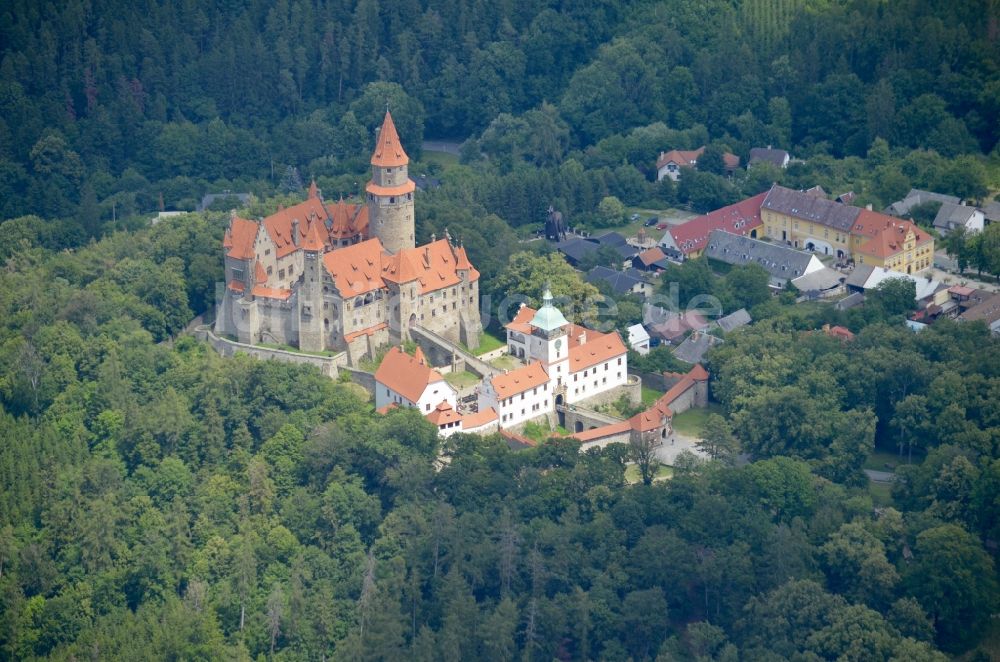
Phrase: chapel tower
[{"left": 366, "top": 111, "right": 415, "bottom": 253}]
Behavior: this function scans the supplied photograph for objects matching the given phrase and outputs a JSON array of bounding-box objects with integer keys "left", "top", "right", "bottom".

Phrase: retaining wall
[{"left": 196, "top": 327, "right": 346, "bottom": 378}]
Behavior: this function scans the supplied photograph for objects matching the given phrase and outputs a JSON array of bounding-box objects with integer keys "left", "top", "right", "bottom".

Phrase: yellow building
[
  {"left": 760, "top": 185, "right": 934, "bottom": 274},
  {"left": 852, "top": 210, "right": 934, "bottom": 274},
  {"left": 760, "top": 185, "right": 857, "bottom": 259}
]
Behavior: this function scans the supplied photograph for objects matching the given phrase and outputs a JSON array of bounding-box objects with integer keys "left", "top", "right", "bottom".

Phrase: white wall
[{"left": 566, "top": 355, "right": 628, "bottom": 405}]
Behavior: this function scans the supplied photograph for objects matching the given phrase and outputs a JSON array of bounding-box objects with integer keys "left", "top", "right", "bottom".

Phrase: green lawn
[
  {"left": 475, "top": 330, "right": 506, "bottom": 355},
  {"left": 863, "top": 450, "right": 903, "bottom": 472},
  {"left": 641, "top": 385, "right": 661, "bottom": 406},
  {"left": 491, "top": 354, "right": 521, "bottom": 371},
  {"left": 416, "top": 150, "right": 459, "bottom": 169},
  {"left": 521, "top": 420, "right": 568, "bottom": 443},
  {"left": 625, "top": 464, "right": 674, "bottom": 484},
  {"left": 867, "top": 480, "right": 895, "bottom": 507},
  {"left": 444, "top": 370, "right": 480, "bottom": 389},
  {"left": 670, "top": 404, "right": 725, "bottom": 437},
  {"left": 590, "top": 206, "right": 696, "bottom": 238}
]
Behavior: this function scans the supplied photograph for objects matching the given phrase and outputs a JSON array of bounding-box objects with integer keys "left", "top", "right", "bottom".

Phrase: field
[
  {"left": 491, "top": 354, "right": 521, "bottom": 371},
  {"left": 670, "top": 404, "right": 725, "bottom": 437},
  {"left": 625, "top": 464, "right": 674, "bottom": 484},
  {"left": 641, "top": 385, "right": 661, "bottom": 405},
  {"left": 444, "top": 370, "right": 480, "bottom": 389},
  {"left": 474, "top": 329, "right": 506, "bottom": 355}
]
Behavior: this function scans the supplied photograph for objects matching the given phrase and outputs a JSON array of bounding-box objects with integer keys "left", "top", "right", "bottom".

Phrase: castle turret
[
  {"left": 297, "top": 218, "right": 326, "bottom": 351},
  {"left": 367, "top": 111, "right": 415, "bottom": 254}
]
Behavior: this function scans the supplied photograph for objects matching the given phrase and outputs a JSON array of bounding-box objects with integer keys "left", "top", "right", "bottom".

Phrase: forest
[
  {"left": 2, "top": 0, "right": 1000, "bottom": 659},
  {"left": 1, "top": 213, "right": 999, "bottom": 659}
]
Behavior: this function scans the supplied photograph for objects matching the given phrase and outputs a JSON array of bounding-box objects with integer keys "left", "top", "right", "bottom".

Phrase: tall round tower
[{"left": 366, "top": 111, "right": 415, "bottom": 254}]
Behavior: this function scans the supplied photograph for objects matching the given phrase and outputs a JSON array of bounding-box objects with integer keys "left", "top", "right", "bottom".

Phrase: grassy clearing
[
  {"left": 343, "top": 382, "right": 370, "bottom": 402},
  {"left": 474, "top": 330, "right": 506, "bottom": 355},
  {"left": 444, "top": 370, "right": 480, "bottom": 389},
  {"left": 521, "top": 420, "right": 568, "bottom": 443},
  {"left": 491, "top": 354, "right": 521, "bottom": 370},
  {"left": 641, "top": 385, "right": 661, "bottom": 405},
  {"left": 863, "top": 450, "right": 904, "bottom": 472},
  {"left": 593, "top": 206, "right": 697, "bottom": 239},
  {"left": 625, "top": 464, "right": 674, "bottom": 484},
  {"left": 867, "top": 480, "right": 895, "bottom": 507},
  {"left": 670, "top": 404, "right": 725, "bottom": 437},
  {"left": 416, "top": 150, "right": 459, "bottom": 169}
]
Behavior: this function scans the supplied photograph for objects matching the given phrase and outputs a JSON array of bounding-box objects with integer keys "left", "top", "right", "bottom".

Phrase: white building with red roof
[
  {"left": 659, "top": 191, "right": 766, "bottom": 258},
  {"left": 215, "top": 110, "right": 483, "bottom": 364},
  {"left": 374, "top": 346, "right": 499, "bottom": 437},
  {"left": 483, "top": 290, "right": 629, "bottom": 427}
]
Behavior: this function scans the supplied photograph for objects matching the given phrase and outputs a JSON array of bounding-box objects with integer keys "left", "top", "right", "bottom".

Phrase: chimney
[
  {"left": 866, "top": 204, "right": 873, "bottom": 211},
  {"left": 578, "top": 331, "right": 587, "bottom": 345},
  {"left": 292, "top": 219, "right": 300, "bottom": 246}
]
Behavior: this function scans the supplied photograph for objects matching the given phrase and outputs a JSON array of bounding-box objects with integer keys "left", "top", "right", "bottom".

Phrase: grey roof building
[
  {"left": 748, "top": 147, "right": 790, "bottom": 169},
  {"left": 933, "top": 202, "right": 984, "bottom": 235},
  {"left": 198, "top": 191, "right": 251, "bottom": 212},
  {"left": 585, "top": 266, "right": 653, "bottom": 297},
  {"left": 762, "top": 185, "right": 860, "bottom": 232},
  {"left": 556, "top": 233, "right": 637, "bottom": 266},
  {"left": 703, "top": 229, "right": 824, "bottom": 286},
  {"left": 835, "top": 292, "right": 865, "bottom": 310},
  {"left": 981, "top": 201, "right": 1000, "bottom": 223},
  {"left": 673, "top": 331, "right": 723, "bottom": 364},
  {"left": 716, "top": 309, "right": 751, "bottom": 333},
  {"left": 887, "top": 189, "right": 960, "bottom": 217}
]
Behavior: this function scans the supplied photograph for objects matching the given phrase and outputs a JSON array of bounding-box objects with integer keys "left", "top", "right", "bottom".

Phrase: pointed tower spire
[
  {"left": 302, "top": 217, "right": 325, "bottom": 252},
  {"left": 370, "top": 111, "right": 409, "bottom": 167},
  {"left": 308, "top": 179, "right": 320, "bottom": 199}
]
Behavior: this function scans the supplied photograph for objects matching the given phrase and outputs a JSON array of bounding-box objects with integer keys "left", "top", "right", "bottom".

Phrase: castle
[{"left": 214, "top": 111, "right": 483, "bottom": 364}]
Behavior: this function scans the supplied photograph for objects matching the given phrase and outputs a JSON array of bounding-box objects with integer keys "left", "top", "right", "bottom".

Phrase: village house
[
  {"left": 659, "top": 192, "right": 766, "bottom": 258},
  {"left": 655, "top": 147, "right": 740, "bottom": 182},
  {"left": 374, "top": 346, "right": 498, "bottom": 437}
]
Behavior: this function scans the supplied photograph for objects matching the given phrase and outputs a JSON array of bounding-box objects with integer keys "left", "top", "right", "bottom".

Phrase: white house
[
  {"left": 494, "top": 290, "right": 629, "bottom": 424},
  {"left": 627, "top": 324, "right": 651, "bottom": 354},
  {"left": 933, "top": 202, "right": 984, "bottom": 236},
  {"left": 374, "top": 346, "right": 457, "bottom": 414},
  {"left": 479, "top": 361, "right": 552, "bottom": 428},
  {"left": 426, "top": 401, "right": 499, "bottom": 437}
]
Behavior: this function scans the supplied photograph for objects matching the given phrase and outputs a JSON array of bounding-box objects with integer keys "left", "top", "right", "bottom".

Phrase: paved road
[
  {"left": 422, "top": 140, "right": 462, "bottom": 156},
  {"left": 654, "top": 432, "right": 708, "bottom": 465},
  {"left": 864, "top": 469, "right": 895, "bottom": 483}
]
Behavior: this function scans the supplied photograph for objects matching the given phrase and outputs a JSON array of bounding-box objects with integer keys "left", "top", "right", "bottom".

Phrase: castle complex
[{"left": 215, "top": 112, "right": 482, "bottom": 364}]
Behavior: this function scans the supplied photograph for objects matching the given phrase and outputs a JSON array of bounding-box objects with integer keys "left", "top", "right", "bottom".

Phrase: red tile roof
[
  {"left": 637, "top": 246, "right": 667, "bottom": 266},
  {"left": 254, "top": 260, "right": 267, "bottom": 283},
  {"left": 506, "top": 306, "right": 627, "bottom": 372},
  {"left": 376, "top": 403, "right": 399, "bottom": 415},
  {"left": 657, "top": 148, "right": 704, "bottom": 169},
  {"left": 323, "top": 239, "right": 387, "bottom": 297},
  {"left": 366, "top": 180, "right": 416, "bottom": 197},
  {"left": 344, "top": 322, "right": 387, "bottom": 343},
  {"left": 668, "top": 192, "right": 766, "bottom": 255},
  {"left": 263, "top": 198, "right": 328, "bottom": 258},
  {"left": 226, "top": 216, "right": 258, "bottom": 260},
  {"left": 382, "top": 239, "right": 479, "bottom": 293},
  {"left": 853, "top": 211, "right": 933, "bottom": 260},
  {"left": 572, "top": 421, "right": 630, "bottom": 442},
  {"left": 566, "top": 326, "right": 628, "bottom": 372},
  {"left": 462, "top": 407, "right": 498, "bottom": 429},
  {"left": 371, "top": 111, "right": 409, "bottom": 167},
  {"left": 427, "top": 400, "right": 463, "bottom": 426},
  {"left": 629, "top": 409, "right": 664, "bottom": 433},
  {"left": 301, "top": 217, "right": 325, "bottom": 251},
  {"left": 250, "top": 285, "right": 293, "bottom": 300},
  {"left": 491, "top": 361, "right": 549, "bottom": 399},
  {"left": 375, "top": 346, "right": 445, "bottom": 402},
  {"left": 326, "top": 198, "right": 368, "bottom": 241},
  {"left": 227, "top": 280, "right": 245, "bottom": 293}
]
